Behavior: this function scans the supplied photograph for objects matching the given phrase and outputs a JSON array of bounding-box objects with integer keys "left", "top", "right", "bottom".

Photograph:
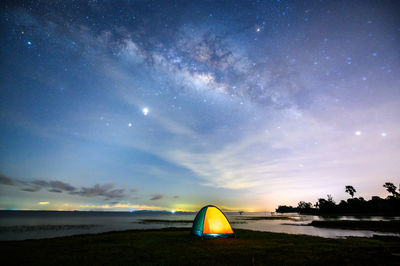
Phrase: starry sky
[{"left": 1, "top": 0, "right": 399, "bottom": 212}]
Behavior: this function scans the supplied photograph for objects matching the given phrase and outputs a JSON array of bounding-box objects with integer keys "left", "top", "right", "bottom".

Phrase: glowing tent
[{"left": 192, "top": 205, "right": 235, "bottom": 238}]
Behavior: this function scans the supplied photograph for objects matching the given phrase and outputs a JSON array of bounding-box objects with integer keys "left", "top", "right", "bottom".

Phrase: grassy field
[{"left": 1, "top": 228, "right": 400, "bottom": 265}]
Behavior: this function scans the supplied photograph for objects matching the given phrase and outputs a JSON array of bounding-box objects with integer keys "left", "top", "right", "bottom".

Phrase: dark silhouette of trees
[
  {"left": 315, "top": 195, "right": 337, "bottom": 213},
  {"left": 298, "top": 201, "right": 312, "bottom": 209},
  {"left": 276, "top": 181, "right": 400, "bottom": 215},
  {"left": 345, "top": 185, "right": 356, "bottom": 198},
  {"left": 275, "top": 205, "right": 298, "bottom": 213},
  {"left": 383, "top": 182, "right": 399, "bottom": 198}
]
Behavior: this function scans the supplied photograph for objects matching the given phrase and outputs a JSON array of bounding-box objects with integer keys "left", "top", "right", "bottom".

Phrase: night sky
[{"left": 1, "top": 0, "right": 399, "bottom": 212}]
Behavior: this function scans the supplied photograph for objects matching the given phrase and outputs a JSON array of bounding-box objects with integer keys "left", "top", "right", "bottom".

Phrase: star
[
  {"left": 142, "top": 108, "right": 149, "bottom": 116},
  {"left": 256, "top": 27, "right": 261, "bottom": 32},
  {"left": 355, "top": 131, "right": 362, "bottom": 136},
  {"left": 27, "top": 41, "right": 32, "bottom": 45},
  {"left": 128, "top": 123, "right": 132, "bottom": 127},
  {"left": 381, "top": 132, "right": 387, "bottom": 137}
]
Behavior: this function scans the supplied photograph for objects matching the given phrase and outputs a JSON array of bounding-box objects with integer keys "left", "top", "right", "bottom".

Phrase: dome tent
[{"left": 192, "top": 205, "right": 234, "bottom": 238}]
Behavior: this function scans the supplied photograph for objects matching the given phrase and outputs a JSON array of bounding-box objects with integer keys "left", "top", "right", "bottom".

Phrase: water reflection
[{"left": 0, "top": 211, "right": 398, "bottom": 241}]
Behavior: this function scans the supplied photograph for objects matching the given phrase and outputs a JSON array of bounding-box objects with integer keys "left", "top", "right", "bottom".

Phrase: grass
[
  {"left": 1, "top": 228, "right": 400, "bottom": 265},
  {"left": 310, "top": 220, "right": 400, "bottom": 233}
]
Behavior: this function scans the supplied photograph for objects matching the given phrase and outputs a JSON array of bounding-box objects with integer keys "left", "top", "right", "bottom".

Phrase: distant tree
[
  {"left": 383, "top": 182, "right": 400, "bottom": 198},
  {"left": 315, "top": 195, "right": 337, "bottom": 213},
  {"left": 297, "top": 201, "right": 312, "bottom": 209},
  {"left": 327, "top": 194, "right": 335, "bottom": 203},
  {"left": 345, "top": 185, "right": 356, "bottom": 198},
  {"left": 276, "top": 205, "right": 298, "bottom": 213}
]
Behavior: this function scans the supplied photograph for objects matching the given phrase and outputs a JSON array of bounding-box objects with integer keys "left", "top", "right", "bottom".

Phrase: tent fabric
[{"left": 192, "top": 205, "right": 234, "bottom": 238}]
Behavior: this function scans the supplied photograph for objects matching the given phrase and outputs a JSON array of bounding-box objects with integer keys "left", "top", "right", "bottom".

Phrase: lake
[{"left": 0, "top": 210, "right": 399, "bottom": 241}]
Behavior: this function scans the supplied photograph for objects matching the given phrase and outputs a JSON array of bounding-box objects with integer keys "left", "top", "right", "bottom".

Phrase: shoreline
[
  {"left": 2, "top": 218, "right": 400, "bottom": 242},
  {"left": 309, "top": 220, "right": 400, "bottom": 233}
]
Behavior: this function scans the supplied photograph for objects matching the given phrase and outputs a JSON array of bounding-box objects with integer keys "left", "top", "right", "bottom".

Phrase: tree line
[{"left": 276, "top": 182, "right": 400, "bottom": 215}]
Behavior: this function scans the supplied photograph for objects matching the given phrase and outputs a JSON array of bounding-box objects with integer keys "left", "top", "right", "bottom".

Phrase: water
[{"left": 0, "top": 211, "right": 398, "bottom": 241}]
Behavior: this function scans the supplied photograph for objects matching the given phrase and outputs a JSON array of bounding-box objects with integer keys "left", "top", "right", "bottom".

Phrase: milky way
[{"left": 1, "top": 0, "right": 399, "bottom": 211}]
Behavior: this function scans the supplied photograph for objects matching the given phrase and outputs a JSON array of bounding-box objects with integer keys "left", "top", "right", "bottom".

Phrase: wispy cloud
[
  {"left": 79, "top": 203, "right": 166, "bottom": 211},
  {"left": 0, "top": 175, "right": 130, "bottom": 201},
  {"left": 0, "top": 174, "right": 14, "bottom": 186},
  {"left": 71, "top": 184, "right": 125, "bottom": 200},
  {"left": 150, "top": 194, "right": 163, "bottom": 201}
]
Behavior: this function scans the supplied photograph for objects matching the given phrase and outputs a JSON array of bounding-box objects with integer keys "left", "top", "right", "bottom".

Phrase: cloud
[
  {"left": 49, "top": 181, "right": 76, "bottom": 192},
  {"left": 21, "top": 187, "right": 41, "bottom": 192},
  {"left": 79, "top": 203, "right": 165, "bottom": 211},
  {"left": 48, "top": 189, "right": 62, "bottom": 193},
  {"left": 31, "top": 180, "right": 76, "bottom": 192},
  {"left": 71, "top": 184, "right": 125, "bottom": 200},
  {"left": 150, "top": 194, "right": 163, "bottom": 200},
  {"left": 32, "top": 180, "right": 49, "bottom": 187},
  {"left": 0, "top": 174, "right": 14, "bottom": 186},
  {"left": 0, "top": 175, "right": 127, "bottom": 200}
]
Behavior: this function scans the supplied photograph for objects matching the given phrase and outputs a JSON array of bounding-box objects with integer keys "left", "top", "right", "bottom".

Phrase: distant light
[
  {"left": 142, "top": 108, "right": 149, "bottom": 116},
  {"left": 39, "top": 201, "right": 49, "bottom": 205},
  {"left": 381, "top": 132, "right": 387, "bottom": 137},
  {"left": 362, "top": 77, "right": 367, "bottom": 81},
  {"left": 27, "top": 41, "right": 32, "bottom": 45},
  {"left": 129, "top": 210, "right": 135, "bottom": 213},
  {"left": 171, "top": 210, "right": 176, "bottom": 214},
  {"left": 355, "top": 131, "right": 362, "bottom": 136},
  {"left": 256, "top": 27, "right": 261, "bottom": 32},
  {"left": 128, "top": 123, "right": 132, "bottom": 127}
]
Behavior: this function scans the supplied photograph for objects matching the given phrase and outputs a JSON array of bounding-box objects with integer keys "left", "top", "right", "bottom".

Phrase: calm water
[{"left": 0, "top": 211, "right": 399, "bottom": 240}]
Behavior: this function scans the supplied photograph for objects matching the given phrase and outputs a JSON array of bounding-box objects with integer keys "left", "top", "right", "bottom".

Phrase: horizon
[
  {"left": 1, "top": 0, "right": 399, "bottom": 213},
  {"left": 0, "top": 188, "right": 396, "bottom": 213}
]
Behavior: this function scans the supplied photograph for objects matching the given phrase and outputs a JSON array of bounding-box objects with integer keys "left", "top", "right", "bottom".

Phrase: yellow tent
[{"left": 192, "top": 205, "right": 234, "bottom": 238}]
